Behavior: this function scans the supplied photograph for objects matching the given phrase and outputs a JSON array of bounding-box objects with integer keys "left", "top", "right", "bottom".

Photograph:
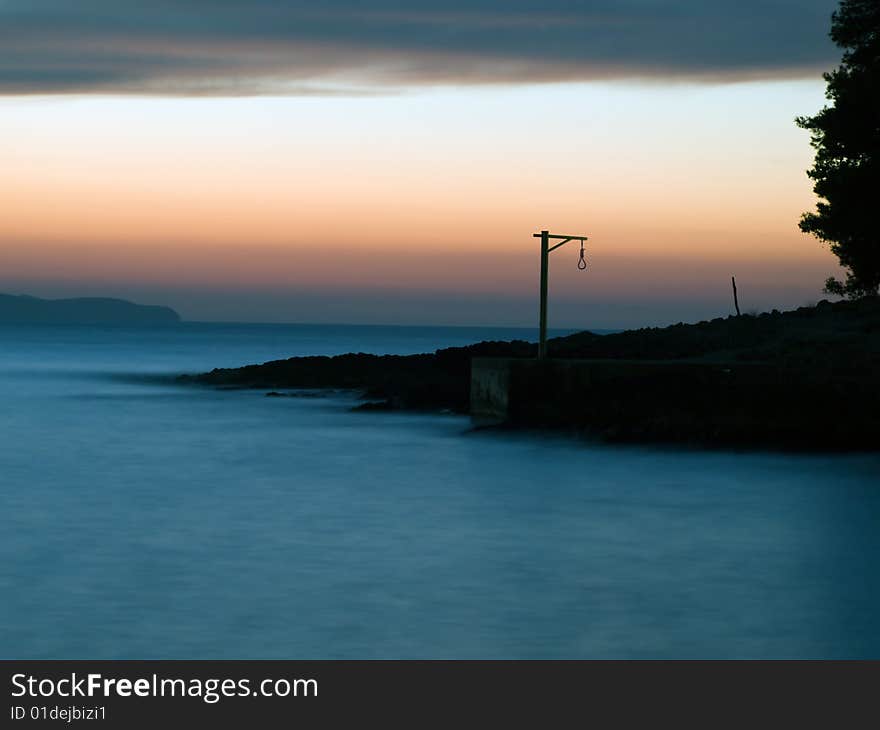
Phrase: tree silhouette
[{"left": 797, "top": 0, "right": 880, "bottom": 298}]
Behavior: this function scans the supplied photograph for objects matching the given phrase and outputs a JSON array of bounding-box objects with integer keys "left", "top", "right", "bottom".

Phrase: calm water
[{"left": 1, "top": 322, "right": 878, "bottom": 658}]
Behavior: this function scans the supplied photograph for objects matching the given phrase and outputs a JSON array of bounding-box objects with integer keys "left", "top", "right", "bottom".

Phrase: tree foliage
[{"left": 797, "top": 0, "right": 880, "bottom": 298}]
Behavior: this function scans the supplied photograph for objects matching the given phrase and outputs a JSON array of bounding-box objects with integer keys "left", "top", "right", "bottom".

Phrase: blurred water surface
[{"left": 1, "top": 322, "right": 878, "bottom": 658}]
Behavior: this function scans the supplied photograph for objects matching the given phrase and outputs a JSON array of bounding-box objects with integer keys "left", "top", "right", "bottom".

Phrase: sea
[{"left": 1, "top": 322, "right": 878, "bottom": 658}]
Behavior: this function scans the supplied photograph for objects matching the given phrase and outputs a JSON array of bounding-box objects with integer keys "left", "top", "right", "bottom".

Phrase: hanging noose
[{"left": 577, "top": 241, "right": 587, "bottom": 270}]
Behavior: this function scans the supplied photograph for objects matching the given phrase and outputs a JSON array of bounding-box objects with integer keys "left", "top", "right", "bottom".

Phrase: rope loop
[{"left": 577, "top": 241, "right": 587, "bottom": 270}]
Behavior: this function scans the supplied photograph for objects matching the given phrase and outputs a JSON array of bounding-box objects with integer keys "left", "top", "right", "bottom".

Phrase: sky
[{"left": 0, "top": 1, "right": 844, "bottom": 328}]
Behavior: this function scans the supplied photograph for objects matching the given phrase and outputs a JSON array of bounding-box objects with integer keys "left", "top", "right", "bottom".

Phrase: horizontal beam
[
  {"left": 533, "top": 233, "right": 589, "bottom": 241},
  {"left": 548, "top": 238, "right": 572, "bottom": 252}
]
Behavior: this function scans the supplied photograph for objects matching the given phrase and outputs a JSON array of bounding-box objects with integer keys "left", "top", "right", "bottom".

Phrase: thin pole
[
  {"left": 532, "top": 229, "right": 587, "bottom": 359},
  {"left": 731, "top": 276, "right": 741, "bottom": 316},
  {"left": 538, "top": 230, "right": 549, "bottom": 359}
]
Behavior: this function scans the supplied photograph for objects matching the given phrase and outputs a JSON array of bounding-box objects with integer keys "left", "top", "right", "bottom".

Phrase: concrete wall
[
  {"left": 471, "top": 356, "right": 785, "bottom": 434},
  {"left": 470, "top": 356, "right": 879, "bottom": 447},
  {"left": 470, "top": 357, "right": 512, "bottom": 424}
]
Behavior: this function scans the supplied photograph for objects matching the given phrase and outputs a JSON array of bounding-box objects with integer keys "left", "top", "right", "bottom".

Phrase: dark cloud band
[{"left": 0, "top": 1, "right": 839, "bottom": 94}]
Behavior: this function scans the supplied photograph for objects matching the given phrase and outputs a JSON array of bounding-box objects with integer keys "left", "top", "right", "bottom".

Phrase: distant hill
[{"left": 0, "top": 293, "right": 181, "bottom": 325}]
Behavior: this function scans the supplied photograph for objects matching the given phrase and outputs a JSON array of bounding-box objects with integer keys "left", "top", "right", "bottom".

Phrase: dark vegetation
[{"left": 797, "top": 0, "right": 880, "bottom": 298}]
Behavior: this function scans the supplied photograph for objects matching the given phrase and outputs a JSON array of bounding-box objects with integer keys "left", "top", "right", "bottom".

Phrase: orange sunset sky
[{"left": 0, "top": 2, "right": 843, "bottom": 328}]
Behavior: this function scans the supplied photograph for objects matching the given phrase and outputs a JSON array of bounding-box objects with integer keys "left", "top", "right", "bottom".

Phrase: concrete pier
[{"left": 470, "top": 357, "right": 789, "bottom": 437}]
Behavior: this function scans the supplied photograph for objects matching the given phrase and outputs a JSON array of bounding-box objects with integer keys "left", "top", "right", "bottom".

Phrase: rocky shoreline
[{"left": 180, "top": 298, "right": 880, "bottom": 449}]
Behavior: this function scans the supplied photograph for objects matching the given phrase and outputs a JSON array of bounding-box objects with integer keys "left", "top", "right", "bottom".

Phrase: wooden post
[
  {"left": 731, "top": 276, "right": 741, "bottom": 316},
  {"left": 533, "top": 230, "right": 589, "bottom": 360},
  {"left": 538, "top": 230, "right": 549, "bottom": 359}
]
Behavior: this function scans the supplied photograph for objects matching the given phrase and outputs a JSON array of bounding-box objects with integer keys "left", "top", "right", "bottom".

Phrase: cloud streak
[{"left": 0, "top": 1, "right": 838, "bottom": 95}]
